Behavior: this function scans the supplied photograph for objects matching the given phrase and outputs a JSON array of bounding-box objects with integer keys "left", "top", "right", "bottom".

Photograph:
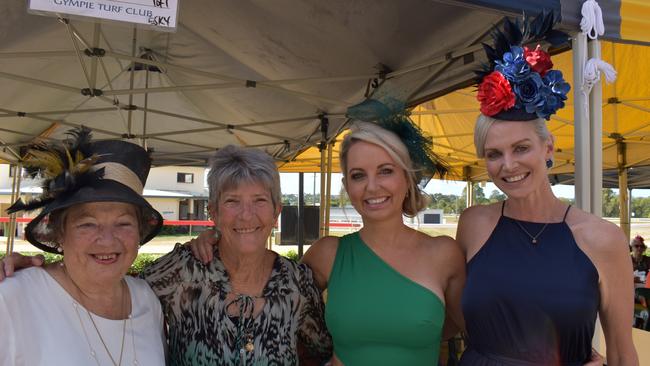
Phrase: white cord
[
  {"left": 580, "top": 0, "right": 605, "bottom": 40},
  {"left": 583, "top": 58, "right": 617, "bottom": 95}
]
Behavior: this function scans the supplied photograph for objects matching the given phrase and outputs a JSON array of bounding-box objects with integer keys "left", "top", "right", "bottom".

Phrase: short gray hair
[
  {"left": 340, "top": 122, "right": 427, "bottom": 217},
  {"left": 207, "top": 145, "right": 281, "bottom": 208},
  {"left": 474, "top": 114, "right": 551, "bottom": 158}
]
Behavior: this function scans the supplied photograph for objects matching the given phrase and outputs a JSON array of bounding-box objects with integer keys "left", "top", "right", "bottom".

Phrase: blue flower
[
  {"left": 533, "top": 70, "right": 571, "bottom": 119},
  {"left": 544, "top": 70, "right": 570, "bottom": 99},
  {"left": 513, "top": 72, "right": 545, "bottom": 111},
  {"left": 495, "top": 46, "right": 530, "bottom": 82},
  {"left": 537, "top": 94, "right": 563, "bottom": 119}
]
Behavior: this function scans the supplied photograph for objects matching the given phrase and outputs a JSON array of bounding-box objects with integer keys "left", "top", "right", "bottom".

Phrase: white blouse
[{"left": 0, "top": 267, "right": 166, "bottom": 366}]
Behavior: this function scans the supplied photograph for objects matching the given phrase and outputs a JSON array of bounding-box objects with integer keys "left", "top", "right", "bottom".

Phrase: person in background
[
  {"left": 0, "top": 128, "right": 166, "bottom": 365},
  {"left": 456, "top": 13, "right": 637, "bottom": 365},
  {"left": 631, "top": 235, "right": 650, "bottom": 275}
]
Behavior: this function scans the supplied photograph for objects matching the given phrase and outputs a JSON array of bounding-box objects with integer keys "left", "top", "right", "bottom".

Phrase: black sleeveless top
[{"left": 460, "top": 203, "right": 600, "bottom": 366}]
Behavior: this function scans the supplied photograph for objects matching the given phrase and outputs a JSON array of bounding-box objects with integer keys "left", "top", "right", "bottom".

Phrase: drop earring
[{"left": 546, "top": 159, "right": 553, "bottom": 169}]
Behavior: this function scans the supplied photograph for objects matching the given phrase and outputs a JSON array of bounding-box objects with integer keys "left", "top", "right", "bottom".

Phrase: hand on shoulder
[{"left": 302, "top": 236, "right": 339, "bottom": 291}]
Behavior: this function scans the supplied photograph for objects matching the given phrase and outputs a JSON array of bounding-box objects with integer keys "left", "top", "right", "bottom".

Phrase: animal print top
[{"left": 142, "top": 245, "right": 332, "bottom": 366}]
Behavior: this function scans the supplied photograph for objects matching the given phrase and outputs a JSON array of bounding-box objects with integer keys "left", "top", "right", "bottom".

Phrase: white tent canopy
[{"left": 0, "top": 0, "right": 508, "bottom": 166}]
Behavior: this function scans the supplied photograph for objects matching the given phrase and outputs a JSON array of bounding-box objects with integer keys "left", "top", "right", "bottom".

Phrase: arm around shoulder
[{"left": 301, "top": 236, "right": 339, "bottom": 291}]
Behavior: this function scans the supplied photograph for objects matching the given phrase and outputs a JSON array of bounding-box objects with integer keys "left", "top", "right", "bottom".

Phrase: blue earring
[{"left": 546, "top": 159, "right": 553, "bottom": 169}]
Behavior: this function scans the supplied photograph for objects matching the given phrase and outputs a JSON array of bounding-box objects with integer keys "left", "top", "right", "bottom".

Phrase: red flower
[
  {"left": 477, "top": 71, "right": 516, "bottom": 116},
  {"left": 524, "top": 45, "right": 553, "bottom": 76}
]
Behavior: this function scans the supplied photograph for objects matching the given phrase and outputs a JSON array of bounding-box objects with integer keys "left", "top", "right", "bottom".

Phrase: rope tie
[
  {"left": 580, "top": 0, "right": 604, "bottom": 40},
  {"left": 579, "top": 0, "right": 616, "bottom": 121},
  {"left": 583, "top": 58, "right": 617, "bottom": 94}
]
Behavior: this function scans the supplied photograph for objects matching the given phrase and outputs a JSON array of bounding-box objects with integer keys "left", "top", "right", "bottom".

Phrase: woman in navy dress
[{"left": 456, "top": 13, "right": 638, "bottom": 366}]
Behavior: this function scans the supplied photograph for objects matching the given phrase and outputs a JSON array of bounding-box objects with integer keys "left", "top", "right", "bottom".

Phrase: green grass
[
  {"left": 1, "top": 251, "right": 300, "bottom": 273},
  {"left": 0, "top": 252, "right": 163, "bottom": 275}
]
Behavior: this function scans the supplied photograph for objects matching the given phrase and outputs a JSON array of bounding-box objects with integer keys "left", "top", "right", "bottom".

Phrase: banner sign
[{"left": 28, "top": 0, "right": 179, "bottom": 31}]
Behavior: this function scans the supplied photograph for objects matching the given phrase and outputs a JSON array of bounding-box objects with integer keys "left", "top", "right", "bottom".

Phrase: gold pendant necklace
[
  {"left": 64, "top": 265, "right": 128, "bottom": 366},
  {"left": 513, "top": 220, "right": 549, "bottom": 244}
]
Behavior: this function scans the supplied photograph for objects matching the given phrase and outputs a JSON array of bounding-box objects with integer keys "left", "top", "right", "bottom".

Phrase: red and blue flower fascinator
[{"left": 477, "top": 11, "right": 571, "bottom": 121}]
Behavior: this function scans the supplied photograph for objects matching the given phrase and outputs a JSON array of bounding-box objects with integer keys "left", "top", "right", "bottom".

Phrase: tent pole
[
  {"left": 588, "top": 40, "right": 603, "bottom": 217},
  {"left": 325, "top": 142, "right": 334, "bottom": 236},
  {"left": 618, "top": 140, "right": 630, "bottom": 240},
  {"left": 298, "top": 172, "right": 305, "bottom": 258},
  {"left": 142, "top": 68, "right": 149, "bottom": 149},
  {"left": 6, "top": 163, "right": 22, "bottom": 254},
  {"left": 127, "top": 27, "right": 138, "bottom": 136},
  {"left": 89, "top": 23, "right": 101, "bottom": 91},
  {"left": 319, "top": 149, "right": 326, "bottom": 237},
  {"left": 0, "top": 71, "right": 80, "bottom": 93},
  {"left": 572, "top": 33, "right": 591, "bottom": 212}
]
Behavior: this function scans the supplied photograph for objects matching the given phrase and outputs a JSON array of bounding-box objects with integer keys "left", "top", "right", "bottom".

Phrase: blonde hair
[
  {"left": 340, "top": 122, "right": 427, "bottom": 217},
  {"left": 474, "top": 114, "right": 552, "bottom": 158}
]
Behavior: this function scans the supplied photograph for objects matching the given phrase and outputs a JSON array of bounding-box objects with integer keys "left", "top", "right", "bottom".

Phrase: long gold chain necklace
[{"left": 63, "top": 264, "right": 128, "bottom": 366}]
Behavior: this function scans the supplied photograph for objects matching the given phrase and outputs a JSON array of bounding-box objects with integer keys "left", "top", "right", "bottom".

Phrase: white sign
[{"left": 28, "top": 0, "right": 179, "bottom": 31}]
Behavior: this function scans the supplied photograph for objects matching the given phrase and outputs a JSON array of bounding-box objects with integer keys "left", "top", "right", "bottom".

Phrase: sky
[
  {"left": 208, "top": 171, "right": 650, "bottom": 199},
  {"left": 279, "top": 172, "right": 650, "bottom": 199},
  {"left": 279, "top": 172, "right": 578, "bottom": 199}
]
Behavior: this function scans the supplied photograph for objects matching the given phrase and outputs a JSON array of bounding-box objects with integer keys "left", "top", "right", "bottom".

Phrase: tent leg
[
  {"left": 298, "top": 172, "right": 305, "bottom": 258},
  {"left": 618, "top": 140, "right": 630, "bottom": 241},
  {"left": 573, "top": 33, "right": 590, "bottom": 212},
  {"left": 466, "top": 181, "right": 474, "bottom": 208},
  {"left": 589, "top": 39, "right": 603, "bottom": 217},
  {"left": 6, "top": 163, "right": 22, "bottom": 254},
  {"left": 325, "top": 142, "right": 333, "bottom": 236},
  {"left": 319, "top": 149, "right": 326, "bottom": 237}
]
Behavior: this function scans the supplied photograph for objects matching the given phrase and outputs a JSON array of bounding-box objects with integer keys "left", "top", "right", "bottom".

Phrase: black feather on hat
[{"left": 7, "top": 127, "right": 163, "bottom": 253}]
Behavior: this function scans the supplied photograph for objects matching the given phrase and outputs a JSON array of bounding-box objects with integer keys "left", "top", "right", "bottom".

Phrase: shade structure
[
  {"left": 0, "top": 0, "right": 648, "bottom": 169},
  {"left": 286, "top": 41, "right": 650, "bottom": 187}
]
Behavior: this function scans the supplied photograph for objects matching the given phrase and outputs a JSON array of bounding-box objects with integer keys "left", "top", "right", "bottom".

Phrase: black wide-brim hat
[{"left": 10, "top": 132, "right": 163, "bottom": 253}]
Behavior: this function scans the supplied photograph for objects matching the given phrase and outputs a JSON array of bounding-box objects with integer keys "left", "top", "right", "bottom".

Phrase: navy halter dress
[{"left": 460, "top": 203, "right": 600, "bottom": 366}]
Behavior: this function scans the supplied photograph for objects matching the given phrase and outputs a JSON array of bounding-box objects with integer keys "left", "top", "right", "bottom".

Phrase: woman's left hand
[{"left": 186, "top": 229, "right": 218, "bottom": 264}]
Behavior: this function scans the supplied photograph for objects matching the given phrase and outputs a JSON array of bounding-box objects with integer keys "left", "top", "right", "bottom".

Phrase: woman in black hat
[
  {"left": 0, "top": 128, "right": 166, "bottom": 365},
  {"left": 456, "top": 14, "right": 637, "bottom": 366}
]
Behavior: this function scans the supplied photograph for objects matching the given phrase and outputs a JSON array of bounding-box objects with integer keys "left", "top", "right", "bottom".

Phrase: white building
[{"left": 0, "top": 164, "right": 209, "bottom": 237}]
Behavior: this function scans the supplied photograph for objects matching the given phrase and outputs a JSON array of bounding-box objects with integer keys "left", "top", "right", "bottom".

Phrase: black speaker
[{"left": 280, "top": 206, "right": 320, "bottom": 245}]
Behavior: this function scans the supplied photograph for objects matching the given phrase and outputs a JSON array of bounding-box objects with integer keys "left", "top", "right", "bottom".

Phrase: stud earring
[{"left": 546, "top": 159, "right": 553, "bottom": 169}]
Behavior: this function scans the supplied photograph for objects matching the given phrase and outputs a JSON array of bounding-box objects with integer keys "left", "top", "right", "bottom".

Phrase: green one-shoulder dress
[{"left": 324, "top": 232, "right": 445, "bottom": 366}]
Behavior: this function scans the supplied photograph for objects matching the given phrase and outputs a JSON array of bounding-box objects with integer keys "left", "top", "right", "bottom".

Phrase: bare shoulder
[
  {"left": 459, "top": 202, "right": 500, "bottom": 222},
  {"left": 418, "top": 232, "right": 461, "bottom": 256},
  {"left": 457, "top": 202, "right": 502, "bottom": 258},
  {"left": 303, "top": 235, "right": 339, "bottom": 264},
  {"left": 415, "top": 232, "right": 465, "bottom": 273},
  {"left": 301, "top": 235, "right": 340, "bottom": 289},
  {"left": 566, "top": 207, "right": 628, "bottom": 257}
]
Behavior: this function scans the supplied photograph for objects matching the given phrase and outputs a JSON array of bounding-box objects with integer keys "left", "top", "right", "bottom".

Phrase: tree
[{"left": 601, "top": 188, "right": 619, "bottom": 217}]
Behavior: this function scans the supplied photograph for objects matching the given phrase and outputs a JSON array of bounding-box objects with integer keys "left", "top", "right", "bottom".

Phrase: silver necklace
[{"left": 513, "top": 220, "right": 549, "bottom": 244}]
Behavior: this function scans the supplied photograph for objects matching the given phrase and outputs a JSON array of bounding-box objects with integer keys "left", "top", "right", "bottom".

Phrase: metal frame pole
[{"left": 573, "top": 33, "right": 591, "bottom": 212}]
